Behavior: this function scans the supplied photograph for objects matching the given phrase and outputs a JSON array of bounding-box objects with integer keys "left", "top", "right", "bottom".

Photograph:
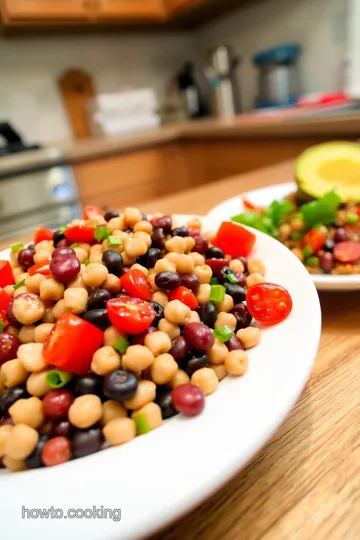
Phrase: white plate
[
  {"left": 0, "top": 217, "right": 321, "bottom": 540},
  {"left": 207, "top": 183, "right": 360, "bottom": 291}
]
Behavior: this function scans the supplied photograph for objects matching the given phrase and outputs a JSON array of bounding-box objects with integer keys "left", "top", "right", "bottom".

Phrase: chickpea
[
  {"left": 124, "top": 380, "right": 156, "bottom": 410},
  {"left": 12, "top": 266, "right": 23, "bottom": 278},
  {"left": 165, "top": 236, "right": 187, "bottom": 254},
  {"left": 148, "top": 273, "right": 159, "bottom": 293},
  {"left": 154, "top": 259, "right": 176, "bottom": 274},
  {"left": 229, "top": 259, "right": 245, "bottom": 273},
  {"left": 187, "top": 218, "right": 202, "bottom": 229},
  {"left": 26, "top": 369, "right": 52, "bottom": 397},
  {"left": 103, "top": 417, "right": 136, "bottom": 446},
  {"left": 101, "top": 400, "right": 127, "bottom": 425},
  {"left": 130, "top": 264, "right": 149, "bottom": 276},
  {"left": 107, "top": 216, "right": 124, "bottom": 233},
  {"left": 291, "top": 217, "right": 304, "bottom": 231},
  {"left": 246, "top": 273, "right": 264, "bottom": 288},
  {"left": 17, "top": 342, "right": 47, "bottom": 373},
  {"left": 145, "top": 331, "right": 171, "bottom": 356},
  {"left": 89, "top": 251, "right": 103, "bottom": 263},
  {"left": 247, "top": 258, "right": 266, "bottom": 276},
  {"left": 2, "top": 455, "right": 27, "bottom": 472},
  {"left": 91, "top": 346, "right": 121, "bottom": 376},
  {"left": 208, "top": 339, "right": 228, "bottom": 365},
  {"left": 34, "top": 323, "right": 54, "bottom": 344},
  {"left": 0, "top": 425, "right": 13, "bottom": 457},
  {"left": 18, "top": 325, "right": 36, "bottom": 344},
  {"left": 215, "top": 312, "right": 237, "bottom": 332},
  {"left": 157, "top": 319, "right": 180, "bottom": 339},
  {"left": 9, "top": 396, "right": 44, "bottom": 428},
  {"left": 1, "top": 359, "right": 28, "bottom": 387},
  {"left": 6, "top": 326, "right": 20, "bottom": 337},
  {"left": 5, "top": 424, "right": 39, "bottom": 460},
  {"left": 67, "top": 275, "right": 87, "bottom": 289},
  {"left": 203, "top": 230, "right": 216, "bottom": 243},
  {"left": 164, "top": 252, "right": 180, "bottom": 265},
  {"left": 175, "top": 254, "right": 195, "bottom": 274},
  {"left": 13, "top": 286, "right": 28, "bottom": 298},
  {"left": 151, "top": 353, "right": 178, "bottom": 385},
  {"left": 33, "top": 250, "right": 51, "bottom": 265},
  {"left": 68, "top": 395, "right": 102, "bottom": 429},
  {"left": 124, "top": 237, "right": 147, "bottom": 258},
  {"left": 210, "top": 364, "right": 228, "bottom": 382},
  {"left": 132, "top": 402, "right": 162, "bottom": 432},
  {"left": 103, "top": 326, "right": 125, "bottom": 348},
  {"left": 184, "top": 236, "right": 196, "bottom": 252},
  {"left": 39, "top": 278, "right": 63, "bottom": 303},
  {"left": 225, "top": 350, "right": 249, "bottom": 376},
  {"left": 35, "top": 240, "right": 53, "bottom": 254},
  {"left": 121, "top": 252, "right": 136, "bottom": 266},
  {"left": 133, "top": 231, "right": 152, "bottom": 249},
  {"left": 77, "top": 242, "right": 91, "bottom": 253},
  {"left": 3, "top": 285, "right": 14, "bottom": 297},
  {"left": 279, "top": 223, "right": 291, "bottom": 241},
  {"left": 74, "top": 247, "right": 88, "bottom": 264},
  {"left": 196, "top": 284, "right": 211, "bottom": 304},
  {"left": 191, "top": 367, "right": 218, "bottom": 396},
  {"left": 64, "top": 288, "right": 88, "bottom": 314},
  {"left": 134, "top": 220, "right": 153, "bottom": 234},
  {"left": 193, "top": 264, "right": 212, "bottom": 284},
  {"left": 164, "top": 300, "right": 191, "bottom": 325},
  {"left": 122, "top": 345, "right": 154, "bottom": 372},
  {"left": 216, "top": 294, "right": 234, "bottom": 313},
  {"left": 100, "top": 273, "right": 121, "bottom": 295},
  {"left": 52, "top": 299, "right": 66, "bottom": 320},
  {"left": 237, "top": 327, "right": 261, "bottom": 349},
  {"left": 15, "top": 272, "right": 28, "bottom": 284},
  {"left": 152, "top": 291, "right": 168, "bottom": 308},
  {"left": 12, "top": 294, "right": 45, "bottom": 325},
  {"left": 168, "top": 369, "right": 190, "bottom": 389},
  {"left": 82, "top": 263, "right": 108, "bottom": 288},
  {"left": 124, "top": 207, "right": 142, "bottom": 227}
]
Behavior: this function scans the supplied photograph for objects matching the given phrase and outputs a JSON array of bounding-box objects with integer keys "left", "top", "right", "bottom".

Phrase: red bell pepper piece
[
  {"left": 34, "top": 227, "right": 54, "bottom": 244},
  {"left": 0, "top": 288, "right": 12, "bottom": 324},
  {"left": 302, "top": 229, "right": 325, "bottom": 253},
  {"left": 28, "top": 259, "right": 51, "bottom": 277},
  {"left": 212, "top": 222, "right": 256, "bottom": 258},
  {"left": 168, "top": 286, "right": 198, "bottom": 309},
  {"left": 205, "top": 258, "right": 229, "bottom": 273},
  {"left": 0, "top": 261, "right": 14, "bottom": 288},
  {"left": 64, "top": 225, "right": 95, "bottom": 244},
  {"left": 43, "top": 313, "right": 103, "bottom": 375},
  {"left": 83, "top": 205, "right": 104, "bottom": 220}
]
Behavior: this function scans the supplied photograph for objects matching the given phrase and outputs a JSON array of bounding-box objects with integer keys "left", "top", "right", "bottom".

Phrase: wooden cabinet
[
  {"left": 96, "top": 0, "right": 166, "bottom": 20},
  {"left": 1, "top": 1, "right": 88, "bottom": 21},
  {"left": 166, "top": 0, "right": 207, "bottom": 15}
]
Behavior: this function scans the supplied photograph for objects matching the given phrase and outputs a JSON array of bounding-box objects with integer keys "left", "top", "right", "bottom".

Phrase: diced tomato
[
  {"left": 64, "top": 225, "right": 95, "bottom": 243},
  {"left": 168, "top": 286, "right": 198, "bottom": 309},
  {"left": 212, "top": 222, "right": 256, "bottom": 258},
  {"left": 34, "top": 227, "right": 53, "bottom": 244},
  {"left": 246, "top": 282, "right": 293, "bottom": 325},
  {"left": 83, "top": 205, "right": 104, "bottom": 220},
  {"left": 302, "top": 229, "right": 325, "bottom": 253},
  {"left": 242, "top": 197, "right": 264, "bottom": 212},
  {"left": 28, "top": 259, "right": 51, "bottom": 277},
  {"left": 333, "top": 241, "right": 360, "bottom": 263},
  {"left": 205, "top": 258, "right": 229, "bottom": 273},
  {"left": 121, "top": 269, "right": 152, "bottom": 301},
  {"left": 0, "top": 289, "right": 12, "bottom": 323},
  {"left": 43, "top": 313, "right": 103, "bottom": 375},
  {"left": 107, "top": 296, "right": 155, "bottom": 334},
  {"left": 0, "top": 261, "right": 14, "bottom": 288}
]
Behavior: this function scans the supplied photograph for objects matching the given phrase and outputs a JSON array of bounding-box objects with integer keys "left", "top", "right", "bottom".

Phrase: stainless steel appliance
[{"left": 204, "top": 45, "right": 241, "bottom": 117}]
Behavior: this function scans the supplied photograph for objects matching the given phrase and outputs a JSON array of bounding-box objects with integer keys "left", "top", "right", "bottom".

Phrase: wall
[
  {"left": 195, "top": 0, "right": 347, "bottom": 111},
  {"left": 0, "top": 31, "right": 194, "bottom": 143}
]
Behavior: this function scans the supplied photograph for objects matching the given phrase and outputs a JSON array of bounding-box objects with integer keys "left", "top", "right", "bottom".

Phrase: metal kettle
[{"left": 204, "top": 46, "right": 241, "bottom": 117}]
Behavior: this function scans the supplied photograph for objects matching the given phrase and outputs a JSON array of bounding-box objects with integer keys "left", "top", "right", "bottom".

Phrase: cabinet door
[
  {"left": 97, "top": 0, "right": 166, "bottom": 20},
  {"left": 1, "top": 0, "right": 88, "bottom": 21},
  {"left": 166, "top": 0, "right": 206, "bottom": 14}
]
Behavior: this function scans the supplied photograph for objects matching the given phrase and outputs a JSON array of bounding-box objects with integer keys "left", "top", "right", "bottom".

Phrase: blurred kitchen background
[{"left": 0, "top": 0, "right": 359, "bottom": 239}]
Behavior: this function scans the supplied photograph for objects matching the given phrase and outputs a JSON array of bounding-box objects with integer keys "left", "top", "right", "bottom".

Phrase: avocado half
[{"left": 295, "top": 141, "right": 360, "bottom": 202}]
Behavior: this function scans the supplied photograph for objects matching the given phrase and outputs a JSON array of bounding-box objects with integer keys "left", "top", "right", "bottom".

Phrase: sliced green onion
[
  {"left": 10, "top": 243, "right": 24, "bottom": 252},
  {"left": 210, "top": 277, "right": 219, "bottom": 286},
  {"left": 213, "top": 325, "right": 233, "bottom": 343},
  {"left": 0, "top": 316, "right": 3, "bottom": 333},
  {"left": 209, "top": 284, "right": 225, "bottom": 303},
  {"left": 13, "top": 279, "right": 25, "bottom": 290},
  {"left": 46, "top": 369, "right": 71, "bottom": 389},
  {"left": 134, "top": 412, "right": 151, "bottom": 435},
  {"left": 58, "top": 225, "right": 68, "bottom": 232},
  {"left": 94, "top": 226, "right": 110, "bottom": 241},
  {"left": 302, "top": 245, "right": 313, "bottom": 258},
  {"left": 114, "top": 336, "right": 129, "bottom": 354},
  {"left": 108, "top": 236, "right": 122, "bottom": 246},
  {"left": 306, "top": 256, "right": 320, "bottom": 268},
  {"left": 226, "top": 272, "right": 238, "bottom": 284},
  {"left": 70, "top": 243, "right": 78, "bottom": 249},
  {"left": 347, "top": 213, "right": 359, "bottom": 224},
  {"left": 291, "top": 231, "right": 302, "bottom": 241},
  {"left": 84, "top": 258, "right": 91, "bottom": 266}
]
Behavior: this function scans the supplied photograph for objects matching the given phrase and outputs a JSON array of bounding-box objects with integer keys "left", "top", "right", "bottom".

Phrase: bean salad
[{"left": 0, "top": 206, "right": 292, "bottom": 472}]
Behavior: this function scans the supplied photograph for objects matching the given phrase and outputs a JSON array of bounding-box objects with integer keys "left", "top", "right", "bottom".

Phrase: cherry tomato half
[
  {"left": 121, "top": 269, "right": 152, "bottom": 301},
  {"left": 83, "top": 205, "right": 104, "bottom": 221},
  {"left": 246, "top": 282, "right": 293, "bottom": 325},
  {"left": 64, "top": 225, "right": 95, "bottom": 244},
  {"left": 0, "top": 289, "right": 12, "bottom": 323},
  {"left": 0, "top": 261, "right": 14, "bottom": 288},
  {"left": 34, "top": 227, "right": 54, "bottom": 244},
  {"left": 302, "top": 229, "right": 325, "bottom": 253},
  {"left": 107, "top": 296, "right": 155, "bottom": 335},
  {"left": 168, "top": 286, "right": 198, "bottom": 309},
  {"left": 28, "top": 259, "right": 51, "bottom": 277},
  {"left": 213, "top": 222, "right": 256, "bottom": 258},
  {"left": 333, "top": 241, "right": 360, "bottom": 263}
]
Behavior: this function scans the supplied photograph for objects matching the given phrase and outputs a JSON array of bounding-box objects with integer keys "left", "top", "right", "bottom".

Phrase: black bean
[
  {"left": 148, "top": 301, "right": 164, "bottom": 325},
  {"left": 83, "top": 308, "right": 110, "bottom": 330},
  {"left": 224, "top": 283, "right": 246, "bottom": 303},
  {"left": 104, "top": 210, "right": 119, "bottom": 222},
  {"left": 52, "top": 230, "right": 66, "bottom": 247},
  {"left": 323, "top": 239, "right": 335, "bottom": 252},
  {"left": 155, "top": 389, "right": 178, "bottom": 419},
  {"left": 0, "top": 385, "right": 28, "bottom": 416},
  {"left": 152, "top": 215, "right": 172, "bottom": 233},
  {"left": 25, "top": 435, "right": 49, "bottom": 469},
  {"left": 320, "top": 252, "right": 335, "bottom": 273},
  {"left": 87, "top": 289, "right": 111, "bottom": 310},
  {"left": 102, "top": 250, "right": 123, "bottom": 277},
  {"left": 184, "top": 352, "right": 209, "bottom": 376},
  {"left": 232, "top": 303, "right": 252, "bottom": 330},
  {"left": 151, "top": 228, "right": 166, "bottom": 250},
  {"left": 192, "top": 236, "right": 209, "bottom": 255},
  {"left": 205, "top": 246, "right": 225, "bottom": 259},
  {"left": 75, "top": 373, "right": 103, "bottom": 397},
  {"left": 217, "top": 267, "right": 233, "bottom": 284},
  {"left": 181, "top": 273, "right": 201, "bottom": 294},
  {"left": 171, "top": 226, "right": 188, "bottom": 237},
  {"left": 103, "top": 370, "right": 138, "bottom": 401},
  {"left": 72, "top": 426, "right": 103, "bottom": 458},
  {"left": 334, "top": 228, "right": 348, "bottom": 243},
  {"left": 197, "top": 302, "right": 218, "bottom": 328},
  {"left": 170, "top": 336, "right": 190, "bottom": 362},
  {"left": 155, "top": 271, "right": 181, "bottom": 290},
  {"left": 146, "top": 247, "right": 162, "bottom": 269},
  {"left": 51, "top": 420, "right": 73, "bottom": 438}
]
